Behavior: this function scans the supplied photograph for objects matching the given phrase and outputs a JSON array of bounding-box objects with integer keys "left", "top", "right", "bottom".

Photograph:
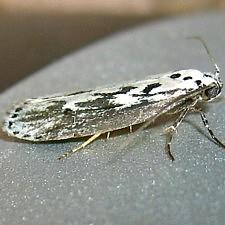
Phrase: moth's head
[
  {"left": 202, "top": 72, "right": 223, "bottom": 101},
  {"left": 187, "top": 36, "right": 222, "bottom": 102}
]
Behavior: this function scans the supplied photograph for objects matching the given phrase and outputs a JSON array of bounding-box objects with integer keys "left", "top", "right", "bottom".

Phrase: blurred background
[{"left": 0, "top": 0, "right": 225, "bottom": 92}]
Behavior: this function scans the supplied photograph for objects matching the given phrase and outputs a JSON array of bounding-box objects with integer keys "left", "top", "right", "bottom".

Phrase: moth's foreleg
[
  {"left": 58, "top": 131, "right": 103, "bottom": 160},
  {"left": 164, "top": 108, "right": 189, "bottom": 161},
  {"left": 199, "top": 111, "right": 225, "bottom": 148}
]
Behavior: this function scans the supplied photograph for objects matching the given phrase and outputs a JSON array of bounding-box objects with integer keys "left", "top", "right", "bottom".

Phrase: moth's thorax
[{"left": 160, "top": 69, "right": 222, "bottom": 101}]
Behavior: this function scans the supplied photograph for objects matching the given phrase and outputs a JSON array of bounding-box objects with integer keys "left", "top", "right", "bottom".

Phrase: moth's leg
[
  {"left": 164, "top": 108, "right": 189, "bottom": 161},
  {"left": 199, "top": 111, "right": 225, "bottom": 148},
  {"left": 129, "top": 125, "right": 133, "bottom": 133},
  {"left": 106, "top": 132, "right": 110, "bottom": 139},
  {"left": 58, "top": 131, "right": 103, "bottom": 160}
]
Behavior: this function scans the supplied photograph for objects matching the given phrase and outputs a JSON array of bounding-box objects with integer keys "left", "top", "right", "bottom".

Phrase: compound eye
[{"left": 204, "top": 86, "right": 221, "bottom": 100}]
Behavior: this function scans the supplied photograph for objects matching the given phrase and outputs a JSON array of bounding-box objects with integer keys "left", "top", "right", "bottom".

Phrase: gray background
[{"left": 1, "top": 11, "right": 225, "bottom": 225}]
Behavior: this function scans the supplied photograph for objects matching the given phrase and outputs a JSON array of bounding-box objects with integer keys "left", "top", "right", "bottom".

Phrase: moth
[{"left": 2, "top": 37, "right": 225, "bottom": 160}]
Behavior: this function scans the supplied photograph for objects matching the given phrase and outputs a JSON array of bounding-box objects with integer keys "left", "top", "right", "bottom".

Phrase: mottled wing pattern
[{"left": 3, "top": 69, "right": 209, "bottom": 141}]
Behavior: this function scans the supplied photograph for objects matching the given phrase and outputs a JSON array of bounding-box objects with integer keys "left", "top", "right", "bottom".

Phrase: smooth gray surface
[{"left": 1, "top": 11, "right": 225, "bottom": 225}]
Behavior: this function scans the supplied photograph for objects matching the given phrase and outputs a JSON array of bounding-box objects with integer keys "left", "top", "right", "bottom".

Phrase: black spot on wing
[
  {"left": 204, "top": 73, "right": 212, "bottom": 78},
  {"left": 8, "top": 121, "right": 13, "bottom": 129},
  {"left": 118, "top": 86, "right": 137, "bottom": 94},
  {"left": 195, "top": 80, "right": 202, "bottom": 86},
  {"left": 76, "top": 97, "right": 123, "bottom": 112},
  {"left": 142, "top": 83, "right": 161, "bottom": 95},
  {"left": 63, "top": 108, "right": 73, "bottom": 115},
  {"left": 183, "top": 76, "right": 192, "bottom": 80},
  {"left": 45, "top": 100, "right": 66, "bottom": 111},
  {"left": 15, "top": 107, "right": 23, "bottom": 112},
  {"left": 23, "top": 134, "right": 31, "bottom": 138},
  {"left": 170, "top": 73, "right": 181, "bottom": 79},
  {"left": 132, "top": 88, "right": 180, "bottom": 98},
  {"left": 93, "top": 86, "right": 137, "bottom": 97},
  {"left": 11, "top": 114, "right": 18, "bottom": 118},
  {"left": 35, "top": 135, "right": 43, "bottom": 140}
]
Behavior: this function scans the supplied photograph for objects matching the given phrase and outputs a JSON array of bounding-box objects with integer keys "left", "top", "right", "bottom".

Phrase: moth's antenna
[{"left": 186, "top": 36, "right": 220, "bottom": 77}]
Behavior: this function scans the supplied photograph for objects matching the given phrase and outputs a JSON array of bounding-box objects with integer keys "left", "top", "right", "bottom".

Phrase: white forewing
[{"left": 3, "top": 69, "right": 218, "bottom": 141}]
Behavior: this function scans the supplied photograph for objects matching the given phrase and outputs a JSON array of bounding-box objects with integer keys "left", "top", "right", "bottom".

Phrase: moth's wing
[{"left": 2, "top": 75, "right": 204, "bottom": 142}]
